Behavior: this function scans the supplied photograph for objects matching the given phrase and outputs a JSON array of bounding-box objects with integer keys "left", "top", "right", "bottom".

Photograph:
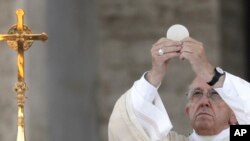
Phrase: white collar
[{"left": 189, "top": 128, "right": 229, "bottom": 141}]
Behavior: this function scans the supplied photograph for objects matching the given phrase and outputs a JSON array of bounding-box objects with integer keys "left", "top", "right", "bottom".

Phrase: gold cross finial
[
  {"left": 16, "top": 9, "right": 24, "bottom": 32},
  {"left": 0, "top": 9, "right": 48, "bottom": 141}
]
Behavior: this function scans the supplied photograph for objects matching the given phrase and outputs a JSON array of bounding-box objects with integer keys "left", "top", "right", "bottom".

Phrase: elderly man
[{"left": 108, "top": 37, "right": 250, "bottom": 141}]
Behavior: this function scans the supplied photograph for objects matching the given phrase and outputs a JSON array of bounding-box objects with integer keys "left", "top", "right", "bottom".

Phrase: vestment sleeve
[
  {"left": 131, "top": 73, "right": 173, "bottom": 140},
  {"left": 215, "top": 72, "right": 250, "bottom": 124}
]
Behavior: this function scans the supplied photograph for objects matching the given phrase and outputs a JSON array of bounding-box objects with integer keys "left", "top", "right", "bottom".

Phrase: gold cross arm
[
  {"left": 0, "top": 33, "right": 48, "bottom": 42},
  {"left": 0, "top": 34, "right": 17, "bottom": 41}
]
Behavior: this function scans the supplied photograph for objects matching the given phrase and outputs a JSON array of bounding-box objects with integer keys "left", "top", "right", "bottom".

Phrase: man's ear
[
  {"left": 185, "top": 104, "right": 190, "bottom": 117},
  {"left": 229, "top": 111, "right": 238, "bottom": 125}
]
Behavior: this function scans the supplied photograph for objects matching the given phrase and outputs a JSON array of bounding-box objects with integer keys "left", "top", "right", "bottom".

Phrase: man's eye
[
  {"left": 210, "top": 91, "right": 219, "bottom": 96},
  {"left": 210, "top": 91, "right": 221, "bottom": 99},
  {"left": 193, "top": 91, "right": 202, "bottom": 96}
]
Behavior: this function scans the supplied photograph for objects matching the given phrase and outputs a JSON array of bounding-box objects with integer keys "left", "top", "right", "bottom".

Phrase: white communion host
[{"left": 166, "top": 24, "right": 189, "bottom": 41}]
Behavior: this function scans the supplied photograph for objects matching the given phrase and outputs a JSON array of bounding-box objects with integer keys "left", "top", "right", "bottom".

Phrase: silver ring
[{"left": 158, "top": 48, "right": 165, "bottom": 56}]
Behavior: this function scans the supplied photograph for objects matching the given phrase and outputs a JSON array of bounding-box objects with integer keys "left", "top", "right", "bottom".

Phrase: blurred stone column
[{"left": 45, "top": 0, "right": 99, "bottom": 141}]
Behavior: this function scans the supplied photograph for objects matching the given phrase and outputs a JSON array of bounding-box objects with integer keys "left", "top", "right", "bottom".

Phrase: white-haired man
[{"left": 108, "top": 37, "right": 250, "bottom": 141}]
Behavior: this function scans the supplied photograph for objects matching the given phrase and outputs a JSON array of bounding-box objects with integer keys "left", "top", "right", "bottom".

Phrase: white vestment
[{"left": 108, "top": 72, "right": 250, "bottom": 141}]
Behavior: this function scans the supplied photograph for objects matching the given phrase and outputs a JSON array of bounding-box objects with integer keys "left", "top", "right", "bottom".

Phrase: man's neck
[{"left": 190, "top": 128, "right": 229, "bottom": 141}]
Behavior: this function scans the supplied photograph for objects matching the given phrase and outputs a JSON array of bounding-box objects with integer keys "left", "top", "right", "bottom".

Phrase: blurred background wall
[{"left": 0, "top": 0, "right": 248, "bottom": 141}]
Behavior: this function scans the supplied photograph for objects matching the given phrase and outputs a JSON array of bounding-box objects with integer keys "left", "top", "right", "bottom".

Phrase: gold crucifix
[{"left": 0, "top": 9, "right": 48, "bottom": 141}]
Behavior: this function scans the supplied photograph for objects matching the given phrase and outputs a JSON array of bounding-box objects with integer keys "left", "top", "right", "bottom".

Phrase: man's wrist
[
  {"left": 207, "top": 67, "right": 225, "bottom": 87},
  {"left": 146, "top": 71, "right": 163, "bottom": 87},
  {"left": 196, "top": 64, "right": 214, "bottom": 83},
  {"left": 212, "top": 74, "right": 225, "bottom": 88}
]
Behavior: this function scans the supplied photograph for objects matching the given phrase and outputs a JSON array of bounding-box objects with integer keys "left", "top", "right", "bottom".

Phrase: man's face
[{"left": 185, "top": 77, "right": 234, "bottom": 135}]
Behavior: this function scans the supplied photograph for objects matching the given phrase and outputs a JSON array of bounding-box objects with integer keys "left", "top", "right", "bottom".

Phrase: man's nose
[{"left": 199, "top": 94, "right": 211, "bottom": 107}]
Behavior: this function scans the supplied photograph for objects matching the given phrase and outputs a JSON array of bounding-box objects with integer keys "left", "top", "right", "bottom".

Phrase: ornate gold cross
[{"left": 0, "top": 9, "right": 48, "bottom": 141}]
